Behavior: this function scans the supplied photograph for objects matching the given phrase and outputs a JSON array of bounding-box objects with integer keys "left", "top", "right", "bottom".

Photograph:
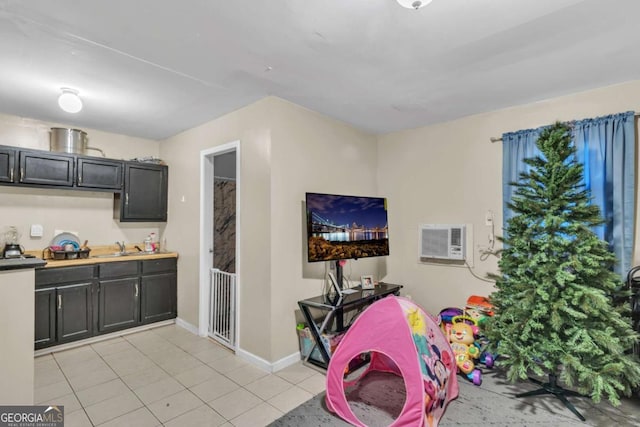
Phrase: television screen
[{"left": 306, "top": 192, "right": 389, "bottom": 262}]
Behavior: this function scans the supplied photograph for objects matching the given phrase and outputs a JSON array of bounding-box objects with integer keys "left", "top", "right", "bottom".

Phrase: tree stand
[{"left": 516, "top": 374, "right": 586, "bottom": 422}]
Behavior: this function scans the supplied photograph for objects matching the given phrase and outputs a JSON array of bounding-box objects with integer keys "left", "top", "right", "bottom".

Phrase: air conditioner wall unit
[{"left": 419, "top": 224, "right": 466, "bottom": 260}]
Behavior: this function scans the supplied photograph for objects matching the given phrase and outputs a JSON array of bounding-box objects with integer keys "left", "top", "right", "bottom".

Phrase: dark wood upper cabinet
[
  {"left": 76, "top": 157, "right": 123, "bottom": 190},
  {"left": 0, "top": 145, "right": 168, "bottom": 222},
  {"left": 19, "top": 150, "right": 74, "bottom": 186},
  {"left": 120, "top": 163, "right": 168, "bottom": 222},
  {"left": 0, "top": 147, "right": 16, "bottom": 183}
]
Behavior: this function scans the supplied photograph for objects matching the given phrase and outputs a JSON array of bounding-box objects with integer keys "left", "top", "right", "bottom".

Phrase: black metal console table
[{"left": 297, "top": 282, "right": 402, "bottom": 370}]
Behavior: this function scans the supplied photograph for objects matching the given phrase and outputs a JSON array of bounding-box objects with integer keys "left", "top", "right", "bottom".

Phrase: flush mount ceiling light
[
  {"left": 396, "top": 0, "right": 433, "bottom": 9},
  {"left": 58, "top": 88, "right": 83, "bottom": 113}
]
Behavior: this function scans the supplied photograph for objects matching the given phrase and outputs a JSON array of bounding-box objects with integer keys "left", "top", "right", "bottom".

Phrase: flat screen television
[{"left": 305, "top": 192, "right": 390, "bottom": 263}]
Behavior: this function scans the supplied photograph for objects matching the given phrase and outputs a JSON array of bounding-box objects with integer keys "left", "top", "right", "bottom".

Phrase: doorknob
[{"left": 209, "top": 248, "right": 213, "bottom": 253}]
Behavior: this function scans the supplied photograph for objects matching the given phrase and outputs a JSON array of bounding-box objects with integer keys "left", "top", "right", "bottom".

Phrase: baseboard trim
[
  {"left": 175, "top": 317, "right": 199, "bottom": 335},
  {"left": 272, "top": 352, "right": 304, "bottom": 372},
  {"left": 235, "top": 348, "right": 303, "bottom": 373},
  {"left": 35, "top": 315, "right": 304, "bottom": 374},
  {"left": 236, "top": 348, "right": 272, "bottom": 372},
  {"left": 34, "top": 319, "right": 175, "bottom": 357}
]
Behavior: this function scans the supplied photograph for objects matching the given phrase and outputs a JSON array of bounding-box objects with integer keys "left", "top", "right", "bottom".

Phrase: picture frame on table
[{"left": 361, "top": 275, "right": 374, "bottom": 289}]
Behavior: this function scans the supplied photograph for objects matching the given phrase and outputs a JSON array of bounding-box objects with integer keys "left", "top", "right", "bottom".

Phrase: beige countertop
[{"left": 25, "top": 244, "right": 178, "bottom": 268}]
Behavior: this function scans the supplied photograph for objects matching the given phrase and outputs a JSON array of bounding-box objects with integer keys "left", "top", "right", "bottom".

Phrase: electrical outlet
[{"left": 485, "top": 211, "right": 493, "bottom": 226}]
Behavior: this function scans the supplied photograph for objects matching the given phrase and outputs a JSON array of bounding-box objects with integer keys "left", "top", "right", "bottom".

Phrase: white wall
[
  {"left": 0, "top": 114, "right": 163, "bottom": 250},
  {"left": 377, "top": 80, "right": 640, "bottom": 316}
]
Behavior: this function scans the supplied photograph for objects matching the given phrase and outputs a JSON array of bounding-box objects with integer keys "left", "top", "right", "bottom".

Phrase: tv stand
[
  {"left": 334, "top": 259, "right": 345, "bottom": 291},
  {"left": 297, "top": 282, "right": 402, "bottom": 370}
]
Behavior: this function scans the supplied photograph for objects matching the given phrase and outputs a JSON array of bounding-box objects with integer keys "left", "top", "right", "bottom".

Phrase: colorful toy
[
  {"left": 448, "top": 315, "right": 483, "bottom": 385},
  {"left": 465, "top": 295, "right": 494, "bottom": 327},
  {"left": 437, "top": 307, "right": 463, "bottom": 335},
  {"left": 438, "top": 299, "right": 497, "bottom": 386},
  {"left": 464, "top": 295, "right": 496, "bottom": 369}
]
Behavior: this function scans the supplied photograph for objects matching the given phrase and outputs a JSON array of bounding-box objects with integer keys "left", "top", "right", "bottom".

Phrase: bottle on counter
[
  {"left": 149, "top": 232, "right": 157, "bottom": 252},
  {"left": 144, "top": 236, "right": 153, "bottom": 252}
]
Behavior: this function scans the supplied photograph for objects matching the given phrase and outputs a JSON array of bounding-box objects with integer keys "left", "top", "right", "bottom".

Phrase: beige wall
[
  {"left": 160, "top": 99, "right": 273, "bottom": 358},
  {"left": 268, "top": 98, "right": 378, "bottom": 361},
  {"left": 0, "top": 114, "right": 164, "bottom": 250},
  {"left": 160, "top": 97, "right": 380, "bottom": 362},
  {"left": 5, "top": 79, "right": 639, "bottom": 366},
  {"left": 377, "top": 80, "right": 640, "bottom": 316}
]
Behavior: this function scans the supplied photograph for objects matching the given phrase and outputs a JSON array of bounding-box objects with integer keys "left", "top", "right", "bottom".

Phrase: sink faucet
[{"left": 116, "top": 241, "right": 126, "bottom": 253}]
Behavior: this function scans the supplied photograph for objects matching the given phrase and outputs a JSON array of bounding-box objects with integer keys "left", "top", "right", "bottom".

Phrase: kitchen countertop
[
  {"left": 22, "top": 244, "right": 178, "bottom": 269},
  {"left": 0, "top": 257, "right": 47, "bottom": 271},
  {"left": 42, "top": 251, "right": 178, "bottom": 268}
]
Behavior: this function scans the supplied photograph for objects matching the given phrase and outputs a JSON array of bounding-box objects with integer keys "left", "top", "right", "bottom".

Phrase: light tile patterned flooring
[{"left": 34, "top": 324, "right": 324, "bottom": 427}]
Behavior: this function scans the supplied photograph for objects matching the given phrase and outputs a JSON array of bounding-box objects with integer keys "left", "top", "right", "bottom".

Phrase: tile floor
[{"left": 34, "top": 324, "right": 324, "bottom": 427}]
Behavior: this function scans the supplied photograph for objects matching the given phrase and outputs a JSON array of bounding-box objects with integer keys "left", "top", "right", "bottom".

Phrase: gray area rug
[{"left": 269, "top": 370, "right": 640, "bottom": 426}]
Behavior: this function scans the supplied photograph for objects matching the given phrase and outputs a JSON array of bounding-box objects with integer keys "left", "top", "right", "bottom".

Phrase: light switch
[{"left": 30, "top": 224, "right": 43, "bottom": 237}]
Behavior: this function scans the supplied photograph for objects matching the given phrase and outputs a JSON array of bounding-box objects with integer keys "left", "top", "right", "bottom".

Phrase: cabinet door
[
  {"left": 0, "top": 147, "right": 16, "bottom": 183},
  {"left": 120, "top": 163, "right": 168, "bottom": 222},
  {"left": 77, "top": 157, "right": 123, "bottom": 190},
  {"left": 57, "top": 283, "right": 94, "bottom": 343},
  {"left": 98, "top": 278, "right": 140, "bottom": 333},
  {"left": 35, "top": 287, "right": 56, "bottom": 349},
  {"left": 19, "top": 150, "right": 74, "bottom": 186},
  {"left": 141, "top": 272, "right": 177, "bottom": 324}
]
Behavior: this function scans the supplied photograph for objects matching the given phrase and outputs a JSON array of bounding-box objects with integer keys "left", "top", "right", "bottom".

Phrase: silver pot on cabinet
[{"left": 50, "top": 128, "right": 105, "bottom": 157}]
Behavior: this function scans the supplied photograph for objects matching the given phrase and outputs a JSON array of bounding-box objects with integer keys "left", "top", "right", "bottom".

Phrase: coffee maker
[{"left": 2, "top": 226, "right": 24, "bottom": 258}]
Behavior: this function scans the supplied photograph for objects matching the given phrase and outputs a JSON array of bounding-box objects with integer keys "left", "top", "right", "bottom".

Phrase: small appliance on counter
[
  {"left": 2, "top": 226, "right": 24, "bottom": 258},
  {"left": 3, "top": 244, "right": 24, "bottom": 258}
]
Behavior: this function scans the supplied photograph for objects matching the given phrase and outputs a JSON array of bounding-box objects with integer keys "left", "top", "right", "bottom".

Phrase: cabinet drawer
[
  {"left": 142, "top": 258, "right": 176, "bottom": 274},
  {"left": 99, "top": 261, "right": 139, "bottom": 278},
  {"left": 36, "top": 265, "right": 96, "bottom": 287}
]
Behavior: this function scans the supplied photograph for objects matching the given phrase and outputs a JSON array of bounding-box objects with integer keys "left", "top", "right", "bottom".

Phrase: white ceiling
[{"left": 1, "top": 0, "right": 639, "bottom": 140}]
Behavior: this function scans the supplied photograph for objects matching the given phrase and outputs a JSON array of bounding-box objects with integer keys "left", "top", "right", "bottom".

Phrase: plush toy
[{"left": 448, "top": 316, "right": 482, "bottom": 385}]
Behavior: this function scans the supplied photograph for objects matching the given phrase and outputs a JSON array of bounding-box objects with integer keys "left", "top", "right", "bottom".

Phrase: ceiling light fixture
[
  {"left": 396, "top": 0, "right": 433, "bottom": 10},
  {"left": 58, "top": 88, "right": 83, "bottom": 113}
]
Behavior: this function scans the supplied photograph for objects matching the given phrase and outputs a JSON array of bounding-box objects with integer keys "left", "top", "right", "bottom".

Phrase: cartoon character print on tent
[{"left": 326, "top": 295, "right": 459, "bottom": 427}]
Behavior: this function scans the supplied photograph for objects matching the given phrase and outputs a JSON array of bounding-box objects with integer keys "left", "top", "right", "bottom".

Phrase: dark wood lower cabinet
[
  {"left": 35, "top": 283, "right": 94, "bottom": 349},
  {"left": 98, "top": 278, "right": 140, "bottom": 333},
  {"left": 141, "top": 272, "right": 177, "bottom": 324},
  {"left": 35, "top": 258, "right": 177, "bottom": 350},
  {"left": 57, "top": 283, "right": 94, "bottom": 343},
  {"left": 34, "top": 288, "right": 56, "bottom": 349}
]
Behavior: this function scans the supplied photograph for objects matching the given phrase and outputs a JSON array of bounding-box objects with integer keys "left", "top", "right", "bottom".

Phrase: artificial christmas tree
[{"left": 485, "top": 122, "right": 640, "bottom": 420}]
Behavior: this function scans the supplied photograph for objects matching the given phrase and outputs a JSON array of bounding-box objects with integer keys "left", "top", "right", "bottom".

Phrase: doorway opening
[{"left": 199, "top": 141, "right": 240, "bottom": 351}]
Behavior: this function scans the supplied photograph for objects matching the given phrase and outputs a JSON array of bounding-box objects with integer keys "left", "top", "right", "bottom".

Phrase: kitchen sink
[
  {"left": 92, "top": 252, "right": 136, "bottom": 258},
  {"left": 92, "top": 251, "right": 167, "bottom": 258}
]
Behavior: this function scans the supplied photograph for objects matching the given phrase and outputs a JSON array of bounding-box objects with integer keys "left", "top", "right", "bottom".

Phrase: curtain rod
[{"left": 489, "top": 112, "right": 640, "bottom": 143}]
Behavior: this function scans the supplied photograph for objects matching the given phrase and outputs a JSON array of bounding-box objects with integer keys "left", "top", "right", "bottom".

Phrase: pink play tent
[{"left": 326, "top": 295, "right": 459, "bottom": 427}]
